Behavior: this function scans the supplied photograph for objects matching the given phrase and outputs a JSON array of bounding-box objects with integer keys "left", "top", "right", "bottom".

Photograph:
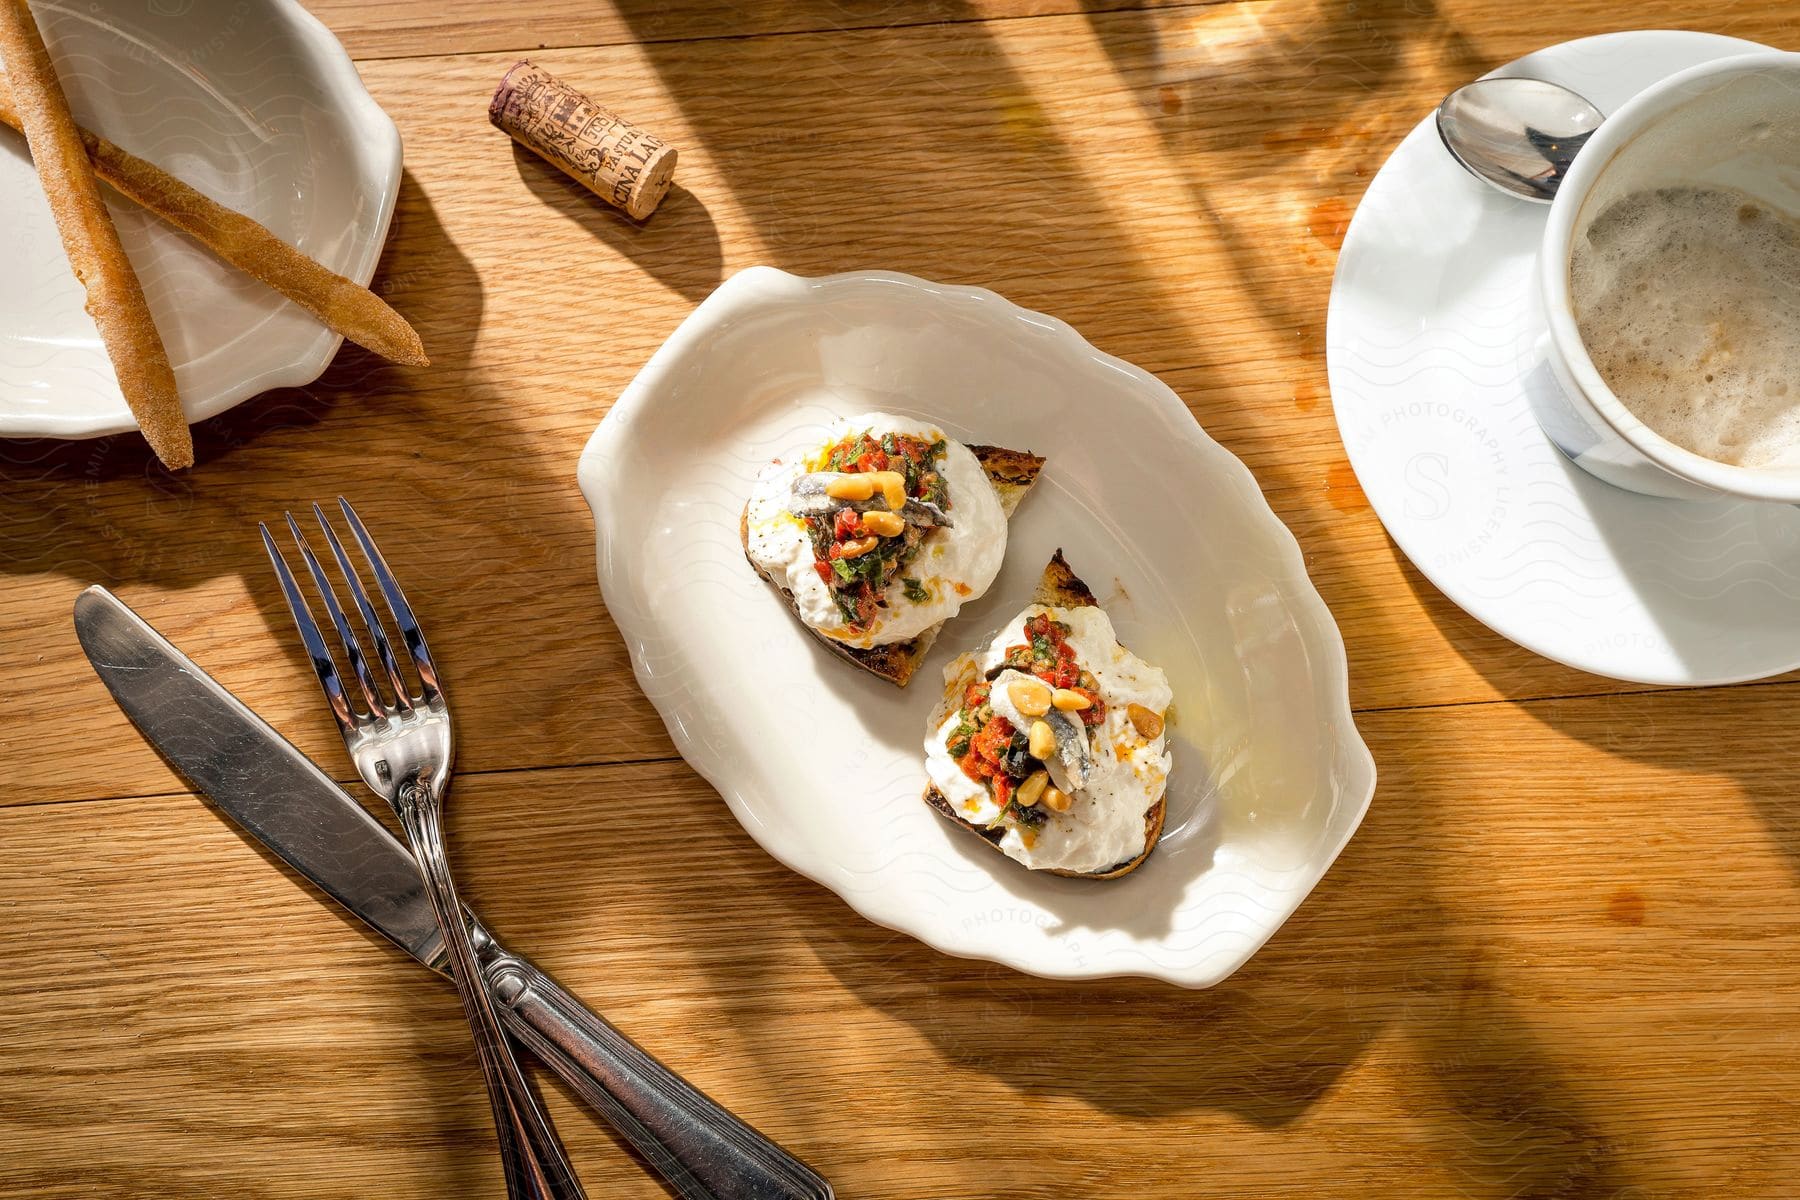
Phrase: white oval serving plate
[
  {"left": 579, "top": 267, "right": 1375, "bottom": 987},
  {"left": 0, "top": 0, "right": 401, "bottom": 438}
]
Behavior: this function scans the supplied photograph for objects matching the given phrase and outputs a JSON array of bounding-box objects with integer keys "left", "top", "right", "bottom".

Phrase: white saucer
[{"left": 1327, "top": 31, "right": 1800, "bottom": 687}]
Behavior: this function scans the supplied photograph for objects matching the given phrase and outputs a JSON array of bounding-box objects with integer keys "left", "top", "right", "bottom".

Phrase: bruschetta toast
[
  {"left": 921, "top": 551, "right": 1173, "bottom": 878},
  {"left": 741, "top": 413, "right": 1043, "bottom": 687}
]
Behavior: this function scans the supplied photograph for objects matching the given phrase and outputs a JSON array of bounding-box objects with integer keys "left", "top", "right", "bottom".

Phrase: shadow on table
[
  {"left": 630, "top": 753, "right": 1631, "bottom": 1197},
  {"left": 0, "top": 8, "right": 1648, "bottom": 1194},
  {"left": 0, "top": 160, "right": 620, "bottom": 754},
  {"left": 0, "top": 164, "right": 683, "bottom": 1191},
  {"left": 563, "top": 4, "right": 1625, "bottom": 1191},
  {"left": 0, "top": 162, "right": 656, "bottom": 807},
  {"left": 1402, "top": 552, "right": 1800, "bottom": 868},
  {"left": 511, "top": 143, "right": 724, "bottom": 303},
  {"left": 1076, "top": 0, "right": 1491, "bottom": 337},
  {"left": 0, "top": 169, "right": 483, "bottom": 587}
]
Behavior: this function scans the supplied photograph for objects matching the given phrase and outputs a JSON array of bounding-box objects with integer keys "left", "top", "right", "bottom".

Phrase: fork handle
[
  {"left": 396, "top": 786, "right": 587, "bottom": 1200},
  {"left": 476, "top": 936, "right": 833, "bottom": 1200}
]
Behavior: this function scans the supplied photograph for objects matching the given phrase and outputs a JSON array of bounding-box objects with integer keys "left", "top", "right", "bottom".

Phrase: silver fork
[{"left": 262, "top": 498, "right": 584, "bottom": 1200}]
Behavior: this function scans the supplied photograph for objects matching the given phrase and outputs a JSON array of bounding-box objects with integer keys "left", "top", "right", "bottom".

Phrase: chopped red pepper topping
[
  {"left": 945, "top": 616, "right": 1107, "bottom": 829},
  {"left": 1002, "top": 613, "right": 1106, "bottom": 725},
  {"left": 806, "top": 430, "right": 950, "bottom": 633}
]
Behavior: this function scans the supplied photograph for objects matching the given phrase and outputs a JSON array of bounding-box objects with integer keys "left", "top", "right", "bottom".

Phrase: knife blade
[
  {"left": 74, "top": 585, "right": 831, "bottom": 1200},
  {"left": 74, "top": 586, "right": 447, "bottom": 967}
]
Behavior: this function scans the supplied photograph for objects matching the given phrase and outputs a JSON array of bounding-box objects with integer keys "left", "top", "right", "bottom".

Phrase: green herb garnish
[{"left": 1008, "top": 803, "right": 1048, "bottom": 829}]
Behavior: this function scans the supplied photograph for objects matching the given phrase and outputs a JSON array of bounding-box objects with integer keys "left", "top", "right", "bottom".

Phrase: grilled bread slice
[
  {"left": 922, "top": 550, "right": 1166, "bottom": 879},
  {"left": 741, "top": 443, "right": 1044, "bottom": 687}
]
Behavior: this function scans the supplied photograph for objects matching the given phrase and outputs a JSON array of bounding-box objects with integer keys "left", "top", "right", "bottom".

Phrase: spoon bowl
[{"left": 1436, "top": 76, "right": 1605, "bottom": 202}]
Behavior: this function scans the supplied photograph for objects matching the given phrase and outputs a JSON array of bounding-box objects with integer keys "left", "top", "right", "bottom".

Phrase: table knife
[{"left": 74, "top": 585, "right": 831, "bottom": 1200}]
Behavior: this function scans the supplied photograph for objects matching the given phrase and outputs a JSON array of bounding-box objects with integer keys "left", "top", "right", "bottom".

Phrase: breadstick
[
  {"left": 0, "top": 77, "right": 427, "bottom": 370},
  {"left": 0, "top": 0, "right": 190, "bottom": 467}
]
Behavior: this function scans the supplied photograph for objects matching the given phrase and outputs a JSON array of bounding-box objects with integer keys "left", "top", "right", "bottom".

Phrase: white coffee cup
[{"left": 1535, "top": 51, "right": 1800, "bottom": 502}]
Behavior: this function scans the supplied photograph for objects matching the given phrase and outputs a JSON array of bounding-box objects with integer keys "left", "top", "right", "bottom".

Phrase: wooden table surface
[{"left": 6, "top": 1, "right": 1800, "bottom": 1196}]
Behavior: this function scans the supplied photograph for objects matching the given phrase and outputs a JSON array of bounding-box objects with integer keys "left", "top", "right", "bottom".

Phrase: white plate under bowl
[
  {"left": 579, "top": 267, "right": 1375, "bottom": 988},
  {"left": 0, "top": 0, "right": 401, "bottom": 438},
  {"left": 1328, "top": 31, "right": 1800, "bottom": 686}
]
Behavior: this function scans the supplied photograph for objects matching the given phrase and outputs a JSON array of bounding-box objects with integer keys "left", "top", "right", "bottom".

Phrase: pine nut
[
  {"left": 860, "top": 509, "right": 905, "bottom": 538},
  {"left": 1052, "top": 688, "right": 1092, "bottom": 712},
  {"left": 1127, "top": 703, "right": 1164, "bottom": 739},
  {"left": 1008, "top": 678, "right": 1052, "bottom": 717},
  {"left": 1014, "top": 770, "right": 1049, "bottom": 808},
  {"left": 1041, "top": 786, "right": 1072, "bottom": 812},
  {"left": 825, "top": 474, "right": 875, "bottom": 501},
  {"left": 868, "top": 470, "right": 907, "bottom": 510},
  {"left": 837, "top": 535, "right": 879, "bottom": 559},
  {"left": 1028, "top": 719, "right": 1057, "bottom": 760}
]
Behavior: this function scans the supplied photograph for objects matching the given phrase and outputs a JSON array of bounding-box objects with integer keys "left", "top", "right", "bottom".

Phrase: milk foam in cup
[
  {"left": 1569, "top": 184, "right": 1800, "bottom": 469},
  {"left": 1535, "top": 52, "right": 1800, "bottom": 502}
]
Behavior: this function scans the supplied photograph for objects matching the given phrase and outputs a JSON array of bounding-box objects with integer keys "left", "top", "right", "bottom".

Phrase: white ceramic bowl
[
  {"left": 578, "top": 267, "right": 1375, "bottom": 988},
  {"left": 1536, "top": 51, "right": 1800, "bottom": 500},
  {"left": 0, "top": 0, "right": 401, "bottom": 438}
]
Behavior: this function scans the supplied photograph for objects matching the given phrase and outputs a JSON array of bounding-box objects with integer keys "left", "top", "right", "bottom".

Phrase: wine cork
[{"left": 489, "top": 60, "right": 677, "bottom": 220}]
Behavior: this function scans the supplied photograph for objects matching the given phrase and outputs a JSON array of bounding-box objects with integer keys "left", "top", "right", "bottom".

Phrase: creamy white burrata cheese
[
  {"left": 923, "top": 604, "right": 1173, "bottom": 875},
  {"left": 744, "top": 412, "right": 1006, "bottom": 647}
]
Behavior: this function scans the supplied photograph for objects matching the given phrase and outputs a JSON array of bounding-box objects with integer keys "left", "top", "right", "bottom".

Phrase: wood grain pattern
[
  {"left": 4, "top": 1, "right": 1800, "bottom": 1196},
  {"left": 7, "top": 690, "right": 1800, "bottom": 1197},
  {"left": 12, "top": 1, "right": 1798, "bottom": 802}
]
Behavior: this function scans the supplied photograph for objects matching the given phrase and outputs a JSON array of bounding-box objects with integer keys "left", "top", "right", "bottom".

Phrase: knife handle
[{"left": 476, "top": 935, "right": 833, "bottom": 1200}]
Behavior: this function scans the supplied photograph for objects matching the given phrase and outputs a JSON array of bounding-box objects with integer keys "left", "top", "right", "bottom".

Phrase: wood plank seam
[{"left": 29, "top": 673, "right": 1800, "bottom": 812}]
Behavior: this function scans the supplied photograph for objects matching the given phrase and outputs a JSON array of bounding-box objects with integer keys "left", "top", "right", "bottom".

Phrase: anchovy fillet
[
  {"left": 1040, "top": 708, "right": 1091, "bottom": 790},
  {"left": 788, "top": 473, "right": 953, "bottom": 528},
  {"left": 985, "top": 667, "right": 1094, "bottom": 793}
]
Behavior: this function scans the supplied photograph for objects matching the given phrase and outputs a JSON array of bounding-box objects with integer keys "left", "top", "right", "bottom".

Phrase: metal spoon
[{"left": 1436, "top": 77, "right": 1605, "bottom": 202}]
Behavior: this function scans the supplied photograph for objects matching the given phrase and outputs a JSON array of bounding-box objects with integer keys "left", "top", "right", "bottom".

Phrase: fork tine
[
  {"left": 284, "top": 511, "right": 389, "bottom": 719},
  {"left": 312, "top": 502, "right": 415, "bottom": 715},
  {"left": 338, "top": 496, "right": 441, "bottom": 704},
  {"left": 259, "top": 522, "right": 359, "bottom": 739}
]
